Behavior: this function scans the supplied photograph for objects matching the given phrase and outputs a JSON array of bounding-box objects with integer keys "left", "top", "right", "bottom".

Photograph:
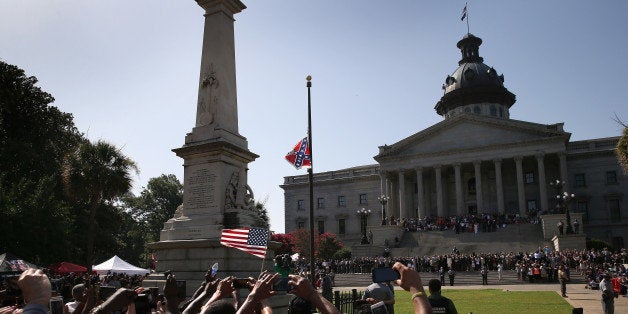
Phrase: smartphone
[
  {"left": 147, "top": 287, "right": 159, "bottom": 308},
  {"left": 272, "top": 277, "right": 290, "bottom": 292},
  {"left": 233, "top": 278, "right": 251, "bottom": 289},
  {"left": 176, "top": 280, "right": 187, "bottom": 299},
  {"left": 50, "top": 297, "right": 64, "bottom": 314},
  {"left": 371, "top": 301, "right": 390, "bottom": 314},
  {"left": 372, "top": 267, "right": 400, "bottom": 283},
  {"left": 134, "top": 294, "right": 151, "bottom": 314},
  {"left": 99, "top": 286, "right": 116, "bottom": 301}
]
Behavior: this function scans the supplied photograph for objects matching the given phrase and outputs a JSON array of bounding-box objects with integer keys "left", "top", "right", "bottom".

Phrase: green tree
[
  {"left": 332, "top": 247, "right": 352, "bottom": 260},
  {"left": 123, "top": 174, "right": 183, "bottom": 243},
  {"left": 62, "top": 140, "right": 138, "bottom": 268},
  {"left": 0, "top": 61, "right": 82, "bottom": 265},
  {"left": 317, "top": 233, "right": 344, "bottom": 260},
  {"left": 617, "top": 127, "right": 628, "bottom": 174},
  {"left": 252, "top": 198, "right": 270, "bottom": 228},
  {"left": 288, "top": 230, "right": 343, "bottom": 260},
  {"left": 270, "top": 233, "right": 293, "bottom": 255}
]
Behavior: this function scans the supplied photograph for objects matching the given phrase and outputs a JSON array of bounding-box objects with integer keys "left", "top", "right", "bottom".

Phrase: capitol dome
[{"left": 435, "top": 33, "right": 516, "bottom": 119}]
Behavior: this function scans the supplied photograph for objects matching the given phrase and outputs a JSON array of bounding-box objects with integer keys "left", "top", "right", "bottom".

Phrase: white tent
[{"left": 92, "top": 255, "right": 149, "bottom": 276}]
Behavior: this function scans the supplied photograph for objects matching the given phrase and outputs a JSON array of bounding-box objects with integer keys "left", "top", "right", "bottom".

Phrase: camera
[
  {"left": 371, "top": 301, "right": 390, "bottom": 314},
  {"left": 274, "top": 254, "right": 293, "bottom": 270},
  {"left": 233, "top": 278, "right": 251, "bottom": 289},
  {"left": 134, "top": 293, "right": 151, "bottom": 314},
  {"left": 272, "top": 277, "right": 291, "bottom": 292},
  {"left": 99, "top": 286, "right": 116, "bottom": 301},
  {"left": 49, "top": 297, "right": 63, "bottom": 314}
]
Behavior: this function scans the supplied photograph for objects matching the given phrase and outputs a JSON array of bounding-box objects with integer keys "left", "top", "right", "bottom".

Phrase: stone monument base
[
  {"left": 145, "top": 239, "right": 279, "bottom": 296},
  {"left": 552, "top": 234, "right": 586, "bottom": 251}
]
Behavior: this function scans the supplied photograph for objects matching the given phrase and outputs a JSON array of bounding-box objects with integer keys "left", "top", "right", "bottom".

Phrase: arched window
[
  {"left": 473, "top": 106, "right": 481, "bottom": 114},
  {"left": 490, "top": 105, "right": 497, "bottom": 116}
]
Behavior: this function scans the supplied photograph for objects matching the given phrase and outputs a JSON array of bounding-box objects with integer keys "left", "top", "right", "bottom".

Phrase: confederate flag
[{"left": 285, "top": 137, "right": 311, "bottom": 170}]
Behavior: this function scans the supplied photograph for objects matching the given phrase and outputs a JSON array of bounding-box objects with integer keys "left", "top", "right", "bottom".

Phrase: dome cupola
[{"left": 435, "top": 34, "right": 516, "bottom": 119}]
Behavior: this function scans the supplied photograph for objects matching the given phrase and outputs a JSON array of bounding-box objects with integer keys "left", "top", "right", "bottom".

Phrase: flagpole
[
  {"left": 306, "top": 75, "right": 316, "bottom": 285},
  {"left": 259, "top": 249, "right": 266, "bottom": 275},
  {"left": 466, "top": 2, "right": 470, "bottom": 34}
]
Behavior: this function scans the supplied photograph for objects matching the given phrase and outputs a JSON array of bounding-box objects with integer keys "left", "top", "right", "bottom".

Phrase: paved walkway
[{"left": 337, "top": 283, "right": 627, "bottom": 313}]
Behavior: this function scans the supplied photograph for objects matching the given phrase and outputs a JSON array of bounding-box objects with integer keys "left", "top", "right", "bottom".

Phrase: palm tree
[{"left": 62, "top": 139, "right": 138, "bottom": 269}]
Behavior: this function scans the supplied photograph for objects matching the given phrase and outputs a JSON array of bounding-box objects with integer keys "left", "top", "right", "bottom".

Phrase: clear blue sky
[{"left": 2, "top": 1, "right": 627, "bottom": 233}]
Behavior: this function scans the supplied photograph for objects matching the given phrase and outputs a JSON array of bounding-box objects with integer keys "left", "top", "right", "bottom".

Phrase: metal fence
[{"left": 333, "top": 289, "right": 366, "bottom": 314}]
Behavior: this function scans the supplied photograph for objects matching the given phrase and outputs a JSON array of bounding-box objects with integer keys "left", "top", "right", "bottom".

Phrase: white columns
[
  {"left": 536, "top": 154, "right": 548, "bottom": 212},
  {"left": 398, "top": 170, "right": 406, "bottom": 219},
  {"left": 435, "top": 165, "right": 444, "bottom": 217},
  {"left": 473, "top": 161, "right": 483, "bottom": 213},
  {"left": 494, "top": 159, "right": 505, "bottom": 214},
  {"left": 416, "top": 168, "right": 425, "bottom": 219},
  {"left": 515, "top": 156, "right": 526, "bottom": 216},
  {"left": 454, "top": 163, "right": 464, "bottom": 215}
]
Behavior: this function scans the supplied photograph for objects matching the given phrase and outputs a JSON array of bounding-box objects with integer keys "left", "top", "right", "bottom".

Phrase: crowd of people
[
  {"left": 380, "top": 212, "right": 537, "bottom": 233},
  {"left": 312, "top": 247, "right": 627, "bottom": 278},
  {"left": 2, "top": 246, "right": 626, "bottom": 313},
  {"left": 0, "top": 262, "right": 437, "bottom": 314}
]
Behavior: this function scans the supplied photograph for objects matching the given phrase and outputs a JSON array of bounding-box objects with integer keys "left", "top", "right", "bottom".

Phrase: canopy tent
[
  {"left": 48, "top": 261, "right": 90, "bottom": 274},
  {"left": 92, "top": 255, "right": 149, "bottom": 276},
  {"left": 0, "top": 253, "right": 38, "bottom": 276}
]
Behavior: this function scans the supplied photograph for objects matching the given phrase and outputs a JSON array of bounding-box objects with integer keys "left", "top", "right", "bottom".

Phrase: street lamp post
[
  {"left": 550, "top": 179, "right": 576, "bottom": 235},
  {"left": 378, "top": 195, "right": 389, "bottom": 225},
  {"left": 356, "top": 207, "right": 371, "bottom": 244}
]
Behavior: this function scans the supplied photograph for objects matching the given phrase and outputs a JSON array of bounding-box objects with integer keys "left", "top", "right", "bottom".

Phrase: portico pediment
[{"left": 375, "top": 114, "right": 570, "bottom": 161}]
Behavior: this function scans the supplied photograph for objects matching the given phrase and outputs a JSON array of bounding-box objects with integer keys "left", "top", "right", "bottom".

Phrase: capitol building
[{"left": 281, "top": 33, "right": 626, "bottom": 249}]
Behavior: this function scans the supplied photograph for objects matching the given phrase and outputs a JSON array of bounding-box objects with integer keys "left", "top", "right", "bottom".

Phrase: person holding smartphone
[
  {"left": 362, "top": 280, "right": 395, "bottom": 314},
  {"left": 392, "top": 262, "right": 432, "bottom": 314}
]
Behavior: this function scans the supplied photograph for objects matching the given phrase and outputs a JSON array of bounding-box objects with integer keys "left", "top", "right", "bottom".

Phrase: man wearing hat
[{"left": 600, "top": 273, "right": 615, "bottom": 314}]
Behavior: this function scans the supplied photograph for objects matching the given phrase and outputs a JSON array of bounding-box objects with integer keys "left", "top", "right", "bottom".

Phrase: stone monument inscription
[{"left": 185, "top": 168, "right": 216, "bottom": 210}]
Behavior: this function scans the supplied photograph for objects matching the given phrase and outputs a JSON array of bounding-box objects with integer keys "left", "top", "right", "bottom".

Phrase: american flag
[
  {"left": 220, "top": 227, "right": 268, "bottom": 258},
  {"left": 285, "top": 137, "right": 312, "bottom": 170}
]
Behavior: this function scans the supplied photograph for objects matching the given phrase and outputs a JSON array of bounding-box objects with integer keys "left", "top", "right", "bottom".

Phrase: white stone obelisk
[
  {"left": 147, "top": 0, "right": 276, "bottom": 295},
  {"left": 161, "top": 0, "right": 258, "bottom": 241}
]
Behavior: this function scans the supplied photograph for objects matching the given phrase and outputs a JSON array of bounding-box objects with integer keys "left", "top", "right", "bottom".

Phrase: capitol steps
[
  {"left": 391, "top": 223, "right": 549, "bottom": 257},
  {"left": 333, "top": 270, "right": 586, "bottom": 288}
]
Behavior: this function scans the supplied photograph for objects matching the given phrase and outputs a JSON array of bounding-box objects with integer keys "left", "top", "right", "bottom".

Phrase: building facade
[{"left": 281, "top": 34, "right": 627, "bottom": 248}]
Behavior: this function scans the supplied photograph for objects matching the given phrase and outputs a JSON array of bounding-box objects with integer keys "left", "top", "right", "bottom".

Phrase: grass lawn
[{"left": 393, "top": 289, "right": 573, "bottom": 314}]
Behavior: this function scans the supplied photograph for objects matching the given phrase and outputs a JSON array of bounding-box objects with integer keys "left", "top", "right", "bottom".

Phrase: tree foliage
[
  {"left": 271, "top": 233, "right": 294, "bottom": 255},
  {"left": 252, "top": 199, "right": 270, "bottom": 228},
  {"left": 122, "top": 174, "right": 183, "bottom": 243},
  {"left": 0, "top": 61, "right": 82, "bottom": 265},
  {"left": 0, "top": 60, "right": 153, "bottom": 267},
  {"left": 616, "top": 127, "right": 628, "bottom": 174},
  {"left": 283, "top": 229, "right": 343, "bottom": 261},
  {"left": 332, "top": 247, "right": 352, "bottom": 260},
  {"left": 317, "top": 233, "right": 344, "bottom": 260},
  {"left": 62, "top": 140, "right": 138, "bottom": 267}
]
